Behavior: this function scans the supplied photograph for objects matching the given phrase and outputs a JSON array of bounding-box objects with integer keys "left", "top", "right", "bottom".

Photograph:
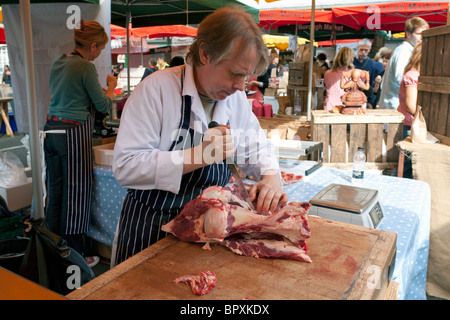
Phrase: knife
[{"left": 208, "top": 121, "right": 256, "bottom": 210}]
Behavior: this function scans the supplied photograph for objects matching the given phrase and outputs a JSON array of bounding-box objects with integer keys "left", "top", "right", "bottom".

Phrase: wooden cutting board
[{"left": 67, "top": 217, "right": 397, "bottom": 300}]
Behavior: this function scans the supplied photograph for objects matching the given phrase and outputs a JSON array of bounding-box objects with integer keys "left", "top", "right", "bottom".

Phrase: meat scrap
[
  {"left": 161, "top": 184, "right": 312, "bottom": 263},
  {"left": 281, "top": 171, "right": 304, "bottom": 185},
  {"left": 173, "top": 271, "right": 217, "bottom": 296},
  {"left": 246, "top": 171, "right": 303, "bottom": 185}
]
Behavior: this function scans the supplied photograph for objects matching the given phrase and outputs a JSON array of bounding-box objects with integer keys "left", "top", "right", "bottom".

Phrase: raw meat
[
  {"left": 222, "top": 233, "right": 311, "bottom": 262},
  {"left": 281, "top": 171, "right": 304, "bottom": 185},
  {"left": 161, "top": 184, "right": 312, "bottom": 262},
  {"left": 245, "top": 171, "right": 304, "bottom": 185},
  {"left": 173, "top": 271, "right": 217, "bottom": 296}
]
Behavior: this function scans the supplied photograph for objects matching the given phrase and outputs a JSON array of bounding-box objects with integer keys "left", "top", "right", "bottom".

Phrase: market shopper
[
  {"left": 170, "top": 56, "right": 185, "bottom": 67},
  {"left": 353, "top": 38, "right": 383, "bottom": 108},
  {"left": 44, "top": 20, "right": 117, "bottom": 268},
  {"left": 140, "top": 58, "right": 157, "bottom": 81},
  {"left": 323, "top": 47, "right": 355, "bottom": 111},
  {"left": 379, "top": 17, "right": 429, "bottom": 109},
  {"left": 267, "top": 55, "right": 279, "bottom": 78},
  {"left": 111, "top": 6, "right": 286, "bottom": 266},
  {"left": 372, "top": 48, "right": 392, "bottom": 108},
  {"left": 2, "top": 65, "right": 11, "bottom": 85},
  {"left": 157, "top": 56, "right": 169, "bottom": 69},
  {"left": 397, "top": 42, "right": 423, "bottom": 178}
]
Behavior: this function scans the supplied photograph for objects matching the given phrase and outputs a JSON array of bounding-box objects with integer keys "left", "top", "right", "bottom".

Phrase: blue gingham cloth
[{"left": 284, "top": 167, "right": 430, "bottom": 300}]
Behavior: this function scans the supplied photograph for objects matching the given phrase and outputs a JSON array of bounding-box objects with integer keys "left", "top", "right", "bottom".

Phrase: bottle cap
[{"left": 358, "top": 147, "right": 364, "bottom": 151}]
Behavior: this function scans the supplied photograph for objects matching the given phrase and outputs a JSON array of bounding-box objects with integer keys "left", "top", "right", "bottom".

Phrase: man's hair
[
  {"left": 186, "top": 6, "right": 269, "bottom": 75},
  {"left": 405, "top": 17, "right": 429, "bottom": 34},
  {"left": 357, "top": 38, "right": 372, "bottom": 48}
]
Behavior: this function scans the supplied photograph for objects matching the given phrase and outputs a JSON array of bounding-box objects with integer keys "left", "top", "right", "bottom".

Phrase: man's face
[
  {"left": 407, "top": 27, "right": 426, "bottom": 47},
  {"left": 357, "top": 45, "right": 371, "bottom": 61},
  {"left": 195, "top": 41, "right": 258, "bottom": 101}
]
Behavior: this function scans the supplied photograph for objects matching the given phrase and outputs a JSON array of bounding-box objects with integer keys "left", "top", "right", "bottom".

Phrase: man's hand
[
  {"left": 183, "top": 125, "right": 235, "bottom": 174},
  {"left": 249, "top": 171, "right": 288, "bottom": 214}
]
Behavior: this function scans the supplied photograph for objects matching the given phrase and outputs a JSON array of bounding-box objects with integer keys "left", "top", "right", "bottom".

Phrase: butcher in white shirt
[{"left": 111, "top": 7, "right": 287, "bottom": 266}]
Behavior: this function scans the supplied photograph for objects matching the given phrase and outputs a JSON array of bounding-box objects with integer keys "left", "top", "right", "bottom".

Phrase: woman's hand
[
  {"left": 107, "top": 74, "right": 117, "bottom": 89},
  {"left": 249, "top": 171, "right": 288, "bottom": 214}
]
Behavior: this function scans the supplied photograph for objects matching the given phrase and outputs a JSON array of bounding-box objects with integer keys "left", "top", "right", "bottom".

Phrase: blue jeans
[{"left": 402, "top": 125, "right": 412, "bottom": 179}]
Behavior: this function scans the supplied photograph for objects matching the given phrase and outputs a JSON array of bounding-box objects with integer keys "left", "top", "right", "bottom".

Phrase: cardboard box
[
  {"left": 93, "top": 143, "right": 115, "bottom": 166},
  {"left": 0, "top": 177, "right": 33, "bottom": 211},
  {"left": 264, "top": 87, "right": 277, "bottom": 97}
]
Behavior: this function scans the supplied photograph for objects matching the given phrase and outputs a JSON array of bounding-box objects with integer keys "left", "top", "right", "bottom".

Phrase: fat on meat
[{"left": 161, "top": 184, "right": 312, "bottom": 262}]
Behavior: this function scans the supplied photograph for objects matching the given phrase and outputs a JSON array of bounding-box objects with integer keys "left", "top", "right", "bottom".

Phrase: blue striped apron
[
  {"left": 112, "top": 69, "right": 232, "bottom": 266},
  {"left": 65, "top": 115, "right": 94, "bottom": 235},
  {"left": 44, "top": 110, "right": 94, "bottom": 236}
]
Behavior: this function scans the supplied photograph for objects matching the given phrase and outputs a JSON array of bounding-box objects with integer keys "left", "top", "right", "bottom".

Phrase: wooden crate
[
  {"left": 288, "top": 62, "right": 307, "bottom": 86},
  {"left": 311, "top": 110, "right": 404, "bottom": 164},
  {"left": 418, "top": 25, "right": 450, "bottom": 138},
  {"left": 258, "top": 116, "right": 310, "bottom": 140}
]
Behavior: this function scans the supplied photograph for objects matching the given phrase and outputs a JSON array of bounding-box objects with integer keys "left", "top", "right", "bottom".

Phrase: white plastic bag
[{"left": 0, "top": 151, "right": 28, "bottom": 187}]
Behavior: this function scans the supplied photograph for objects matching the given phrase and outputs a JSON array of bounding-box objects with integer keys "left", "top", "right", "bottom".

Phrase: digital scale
[{"left": 309, "top": 184, "right": 384, "bottom": 229}]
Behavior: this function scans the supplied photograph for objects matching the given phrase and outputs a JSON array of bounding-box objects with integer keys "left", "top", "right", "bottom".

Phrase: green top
[{"left": 48, "top": 54, "right": 112, "bottom": 122}]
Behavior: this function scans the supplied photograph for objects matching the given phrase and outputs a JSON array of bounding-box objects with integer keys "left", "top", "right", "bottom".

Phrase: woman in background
[
  {"left": 44, "top": 20, "right": 117, "bottom": 267},
  {"left": 323, "top": 47, "right": 355, "bottom": 111},
  {"left": 398, "top": 42, "right": 422, "bottom": 136},
  {"left": 372, "top": 48, "right": 392, "bottom": 108},
  {"left": 397, "top": 42, "right": 422, "bottom": 178}
]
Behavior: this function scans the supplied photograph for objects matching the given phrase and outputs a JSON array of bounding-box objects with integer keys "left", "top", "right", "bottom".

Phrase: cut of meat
[
  {"left": 173, "top": 271, "right": 217, "bottom": 296},
  {"left": 222, "top": 233, "right": 311, "bottom": 262},
  {"left": 281, "top": 171, "right": 304, "bottom": 185},
  {"left": 161, "top": 184, "right": 312, "bottom": 263}
]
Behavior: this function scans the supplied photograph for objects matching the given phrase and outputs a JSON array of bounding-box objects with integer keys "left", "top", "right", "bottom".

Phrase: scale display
[{"left": 309, "top": 184, "right": 384, "bottom": 229}]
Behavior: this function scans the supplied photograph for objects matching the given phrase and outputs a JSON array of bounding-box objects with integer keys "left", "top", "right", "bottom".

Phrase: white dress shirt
[
  {"left": 379, "top": 41, "right": 414, "bottom": 109},
  {"left": 112, "top": 63, "right": 279, "bottom": 194}
]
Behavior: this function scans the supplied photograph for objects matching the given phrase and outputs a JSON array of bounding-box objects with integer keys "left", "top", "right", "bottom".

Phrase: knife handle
[{"left": 208, "top": 121, "right": 220, "bottom": 129}]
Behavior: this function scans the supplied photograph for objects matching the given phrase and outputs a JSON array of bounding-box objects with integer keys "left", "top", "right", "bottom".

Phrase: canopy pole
[
  {"left": 19, "top": 0, "right": 44, "bottom": 219},
  {"left": 307, "top": 0, "right": 315, "bottom": 121},
  {"left": 126, "top": 0, "right": 130, "bottom": 95},
  {"left": 140, "top": 37, "right": 143, "bottom": 67}
]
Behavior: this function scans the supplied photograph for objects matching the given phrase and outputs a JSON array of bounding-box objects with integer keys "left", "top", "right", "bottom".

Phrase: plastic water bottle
[{"left": 352, "top": 147, "right": 366, "bottom": 184}]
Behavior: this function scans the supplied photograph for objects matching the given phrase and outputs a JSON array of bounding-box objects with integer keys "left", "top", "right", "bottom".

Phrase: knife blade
[{"left": 208, "top": 121, "right": 256, "bottom": 210}]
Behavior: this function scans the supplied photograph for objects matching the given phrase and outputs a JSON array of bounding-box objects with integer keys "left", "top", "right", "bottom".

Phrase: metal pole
[
  {"left": 126, "top": 0, "right": 130, "bottom": 95},
  {"left": 19, "top": 0, "right": 45, "bottom": 219},
  {"left": 307, "top": 0, "right": 315, "bottom": 121}
]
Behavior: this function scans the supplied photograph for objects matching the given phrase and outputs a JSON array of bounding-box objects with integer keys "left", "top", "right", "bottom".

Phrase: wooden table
[
  {"left": 0, "top": 267, "right": 67, "bottom": 300},
  {"left": 0, "top": 97, "right": 14, "bottom": 137},
  {"left": 68, "top": 216, "right": 397, "bottom": 300}
]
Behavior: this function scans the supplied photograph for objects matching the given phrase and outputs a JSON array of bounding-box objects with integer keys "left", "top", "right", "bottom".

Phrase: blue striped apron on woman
[
  {"left": 112, "top": 68, "right": 232, "bottom": 266},
  {"left": 44, "top": 109, "right": 94, "bottom": 254}
]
